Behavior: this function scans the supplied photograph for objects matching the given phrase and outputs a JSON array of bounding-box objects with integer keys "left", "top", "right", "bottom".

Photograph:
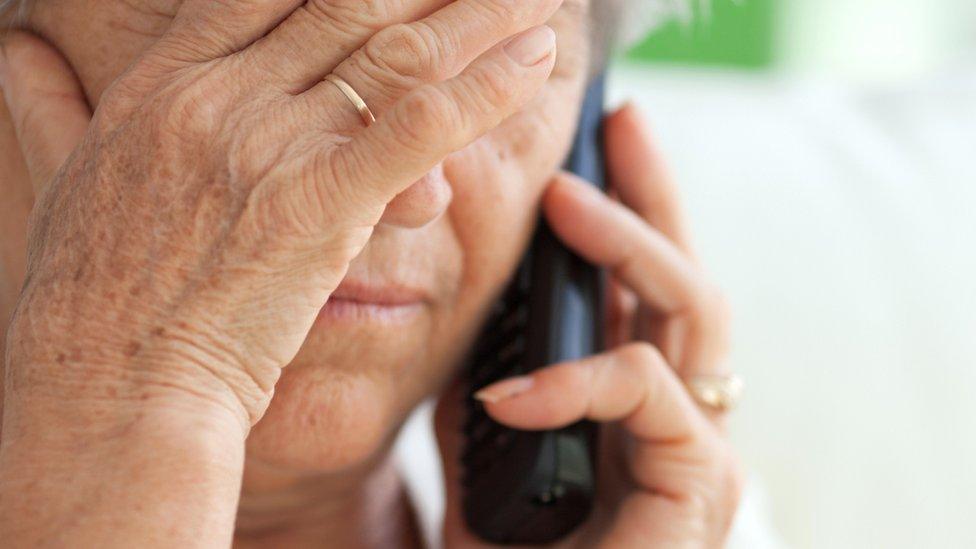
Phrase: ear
[{"left": 0, "top": 30, "right": 92, "bottom": 194}]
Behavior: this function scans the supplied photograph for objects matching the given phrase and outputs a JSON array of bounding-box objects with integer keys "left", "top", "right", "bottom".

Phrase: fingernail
[
  {"left": 505, "top": 26, "right": 556, "bottom": 67},
  {"left": 474, "top": 376, "right": 535, "bottom": 404}
]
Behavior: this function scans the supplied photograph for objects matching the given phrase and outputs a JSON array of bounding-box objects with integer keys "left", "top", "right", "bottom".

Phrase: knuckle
[
  {"left": 360, "top": 23, "right": 443, "bottom": 84},
  {"left": 475, "top": 0, "right": 527, "bottom": 27},
  {"left": 464, "top": 62, "right": 516, "bottom": 110},
  {"left": 617, "top": 342, "right": 672, "bottom": 406},
  {"left": 393, "top": 87, "right": 463, "bottom": 151},
  {"left": 624, "top": 341, "right": 667, "bottom": 372},
  {"left": 312, "top": 0, "right": 390, "bottom": 25},
  {"left": 156, "top": 82, "right": 227, "bottom": 139},
  {"left": 471, "top": 0, "right": 560, "bottom": 36},
  {"left": 416, "top": 20, "right": 461, "bottom": 76},
  {"left": 672, "top": 440, "right": 735, "bottom": 515},
  {"left": 303, "top": 1, "right": 358, "bottom": 39},
  {"left": 693, "top": 440, "right": 744, "bottom": 522},
  {"left": 484, "top": 0, "right": 520, "bottom": 15},
  {"left": 158, "top": 97, "right": 206, "bottom": 138}
]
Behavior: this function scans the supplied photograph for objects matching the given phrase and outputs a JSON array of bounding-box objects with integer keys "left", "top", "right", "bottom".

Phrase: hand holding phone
[{"left": 448, "top": 92, "right": 741, "bottom": 549}]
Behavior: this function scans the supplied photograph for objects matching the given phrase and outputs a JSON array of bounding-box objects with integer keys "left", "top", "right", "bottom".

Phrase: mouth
[{"left": 316, "top": 279, "right": 428, "bottom": 325}]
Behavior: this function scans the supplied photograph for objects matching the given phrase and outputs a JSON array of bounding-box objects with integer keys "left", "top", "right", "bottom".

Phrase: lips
[
  {"left": 329, "top": 279, "right": 428, "bottom": 306},
  {"left": 316, "top": 279, "right": 428, "bottom": 325}
]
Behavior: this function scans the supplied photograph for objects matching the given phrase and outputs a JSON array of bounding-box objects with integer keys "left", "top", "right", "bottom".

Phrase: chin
[
  {"left": 243, "top": 310, "right": 439, "bottom": 472},
  {"left": 245, "top": 363, "right": 401, "bottom": 473},
  {"left": 241, "top": 267, "right": 460, "bottom": 472}
]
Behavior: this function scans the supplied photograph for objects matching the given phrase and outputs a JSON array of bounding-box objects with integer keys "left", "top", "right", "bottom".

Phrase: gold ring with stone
[{"left": 684, "top": 374, "right": 744, "bottom": 413}]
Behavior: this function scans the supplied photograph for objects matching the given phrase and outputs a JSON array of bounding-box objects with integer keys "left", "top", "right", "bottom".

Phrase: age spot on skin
[{"left": 125, "top": 341, "right": 142, "bottom": 357}]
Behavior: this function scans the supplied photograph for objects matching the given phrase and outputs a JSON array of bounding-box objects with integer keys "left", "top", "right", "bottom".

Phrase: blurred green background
[
  {"left": 623, "top": 0, "right": 975, "bottom": 80},
  {"left": 627, "top": 0, "right": 775, "bottom": 68}
]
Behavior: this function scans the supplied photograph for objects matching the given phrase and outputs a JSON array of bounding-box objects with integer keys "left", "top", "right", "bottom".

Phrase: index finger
[
  {"left": 542, "top": 172, "right": 712, "bottom": 316},
  {"left": 606, "top": 103, "right": 696, "bottom": 259},
  {"left": 542, "top": 172, "right": 730, "bottom": 377}
]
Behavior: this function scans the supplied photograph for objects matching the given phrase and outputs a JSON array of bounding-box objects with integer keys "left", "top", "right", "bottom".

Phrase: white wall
[{"left": 606, "top": 63, "right": 976, "bottom": 549}]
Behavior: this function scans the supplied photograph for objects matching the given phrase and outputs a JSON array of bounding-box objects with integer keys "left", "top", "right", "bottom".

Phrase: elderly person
[{"left": 0, "top": 0, "right": 740, "bottom": 547}]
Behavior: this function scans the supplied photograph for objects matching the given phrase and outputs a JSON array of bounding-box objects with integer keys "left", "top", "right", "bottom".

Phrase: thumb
[{"left": 0, "top": 30, "right": 91, "bottom": 194}]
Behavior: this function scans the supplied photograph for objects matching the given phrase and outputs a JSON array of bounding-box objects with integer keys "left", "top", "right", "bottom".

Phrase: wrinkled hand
[
  {"left": 1, "top": 0, "right": 562, "bottom": 432},
  {"left": 436, "top": 106, "right": 741, "bottom": 548}
]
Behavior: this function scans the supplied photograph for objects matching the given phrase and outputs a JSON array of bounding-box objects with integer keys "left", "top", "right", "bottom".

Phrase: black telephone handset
[{"left": 462, "top": 75, "right": 608, "bottom": 545}]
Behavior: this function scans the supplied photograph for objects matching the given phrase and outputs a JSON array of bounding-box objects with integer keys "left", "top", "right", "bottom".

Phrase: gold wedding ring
[
  {"left": 325, "top": 74, "right": 376, "bottom": 127},
  {"left": 684, "top": 374, "right": 744, "bottom": 413}
]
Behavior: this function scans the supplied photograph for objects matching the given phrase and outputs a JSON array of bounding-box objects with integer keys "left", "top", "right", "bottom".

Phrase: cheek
[
  {"left": 444, "top": 107, "right": 578, "bottom": 296},
  {"left": 430, "top": 128, "right": 569, "bottom": 370},
  {"left": 445, "top": 141, "right": 539, "bottom": 299}
]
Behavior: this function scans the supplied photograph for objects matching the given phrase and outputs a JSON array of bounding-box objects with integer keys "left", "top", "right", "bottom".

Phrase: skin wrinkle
[
  {"left": 305, "top": 0, "right": 388, "bottom": 42},
  {"left": 29, "top": 120, "right": 264, "bottom": 418},
  {"left": 105, "top": 8, "right": 171, "bottom": 41},
  {"left": 0, "top": 1, "right": 737, "bottom": 548}
]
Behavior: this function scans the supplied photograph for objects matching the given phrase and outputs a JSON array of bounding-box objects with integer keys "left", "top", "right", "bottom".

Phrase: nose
[{"left": 378, "top": 163, "right": 452, "bottom": 228}]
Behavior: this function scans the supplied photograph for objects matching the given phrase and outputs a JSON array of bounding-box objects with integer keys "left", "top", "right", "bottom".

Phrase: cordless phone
[{"left": 462, "top": 74, "right": 608, "bottom": 545}]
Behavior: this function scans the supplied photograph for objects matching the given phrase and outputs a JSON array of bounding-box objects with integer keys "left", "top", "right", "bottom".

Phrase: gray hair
[
  {"left": 589, "top": 0, "right": 699, "bottom": 75},
  {"left": 617, "top": 0, "right": 702, "bottom": 47},
  {"left": 0, "top": 0, "right": 28, "bottom": 22}
]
